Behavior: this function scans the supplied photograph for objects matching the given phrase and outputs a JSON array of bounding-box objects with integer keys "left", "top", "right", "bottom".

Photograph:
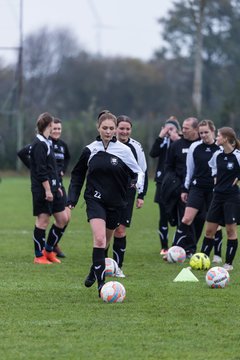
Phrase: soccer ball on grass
[
  {"left": 167, "top": 246, "right": 186, "bottom": 263},
  {"left": 105, "top": 257, "right": 119, "bottom": 277},
  {"left": 189, "top": 252, "right": 210, "bottom": 270},
  {"left": 100, "top": 281, "right": 126, "bottom": 303},
  {"left": 206, "top": 266, "right": 230, "bottom": 288}
]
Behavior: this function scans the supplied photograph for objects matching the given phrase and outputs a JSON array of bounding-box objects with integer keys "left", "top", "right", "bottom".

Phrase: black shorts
[
  {"left": 206, "top": 192, "right": 240, "bottom": 225},
  {"left": 32, "top": 190, "right": 65, "bottom": 216},
  {"left": 118, "top": 188, "right": 136, "bottom": 227},
  {"left": 86, "top": 198, "right": 122, "bottom": 230},
  {"left": 187, "top": 187, "right": 213, "bottom": 211}
]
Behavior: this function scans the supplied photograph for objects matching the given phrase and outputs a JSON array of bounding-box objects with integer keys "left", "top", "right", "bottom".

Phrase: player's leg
[
  {"left": 53, "top": 187, "right": 71, "bottom": 257},
  {"left": 158, "top": 202, "right": 169, "bottom": 255},
  {"left": 223, "top": 200, "right": 239, "bottom": 270},
  {"left": 89, "top": 218, "right": 107, "bottom": 295},
  {"left": 113, "top": 224, "right": 126, "bottom": 277},
  {"left": 113, "top": 195, "right": 134, "bottom": 275},
  {"left": 212, "top": 226, "right": 223, "bottom": 263},
  {"left": 201, "top": 221, "right": 218, "bottom": 256},
  {"left": 223, "top": 224, "right": 238, "bottom": 271},
  {"left": 173, "top": 206, "right": 198, "bottom": 251},
  {"left": 32, "top": 192, "right": 52, "bottom": 264},
  {"left": 44, "top": 197, "right": 68, "bottom": 263}
]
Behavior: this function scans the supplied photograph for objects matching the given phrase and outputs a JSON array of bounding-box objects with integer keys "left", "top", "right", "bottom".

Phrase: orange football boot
[
  {"left": 43, "top": 249, "right": 61, "bottom": 263},
  {"left": 34, "top": 255, "right": 52, "bottom": 264}
]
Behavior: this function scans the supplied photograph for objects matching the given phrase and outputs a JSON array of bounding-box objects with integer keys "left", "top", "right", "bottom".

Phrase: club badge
[{"left": 110, "top": 157, "right": 118, "bottom": 166}]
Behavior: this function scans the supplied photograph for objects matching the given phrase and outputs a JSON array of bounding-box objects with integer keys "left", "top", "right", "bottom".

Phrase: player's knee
[
  {"left": 56, "top": 213, "right": 68, "bottom": 228},
  {"left": 226, "top": 229, "right": 237, "bottom": 239},
  {"left": 182, "top": 216, "right": 193, "bottom": 226},
  {"left": 205, "top": 229, "right": 215, "bottom": 238},
  {"left": 36, "top": 218, "right": 49, "bottom": 229},
  {"left": 114, "top": 226, "right": 126, "bottom": 238}
]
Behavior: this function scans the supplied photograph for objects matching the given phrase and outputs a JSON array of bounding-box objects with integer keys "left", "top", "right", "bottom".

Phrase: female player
[
  {"left": 29, "top": 112, "right": 68, "bottom": 264},
  {"left": 18, "top": 117, "right": 71, "bottom": 259},
  {"left": 149, "top": 116, "right": 181, "bottom": 255},
  {"left": 173, "top": 120, "right": 222, "bottom": 256},
  {"left": 112, "top": 115, "right": 148, "bottom": 277},
  {"left": 67, "top": 112, "right": 145, "bottom": 296},
  {"left": 201, "top": 127, "right": 240, "bottom": 271},
  {"left": 49, "top": 118, "right": 71, "bottom": 257}
]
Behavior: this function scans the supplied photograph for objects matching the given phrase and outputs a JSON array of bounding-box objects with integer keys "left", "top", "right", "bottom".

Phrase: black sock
[
  {"left": 193, "top": 215, "right": 205, "bottom": 243},
  {"left": 55, "top": 224, "right": 68, "bottom": 246},
  {"left": 113, "top": 236, "right": 126, "bottom": 268},
  {"left": 214, "top": 229, "right": 222, "bottom": 257},
  {"left": 33, "top": 226, "right": 46, "bottom": 256},
  {"left": 201, "top": 236, "right": 214, "bottom": 256},
  {"left": 225, "top": 239, "right": 238, "bottom": 265},
  {"left": 173, "top": 222, "right": 190, "bottom": 248},
  {"left": 93, "top": 248, "right": 105, "bottom": 287},
  {"left": 46, "top": 224, "right": 64, "bottom": 251},
  {"left": 159, "top": 226, "right": 168, "bottom": 249}
]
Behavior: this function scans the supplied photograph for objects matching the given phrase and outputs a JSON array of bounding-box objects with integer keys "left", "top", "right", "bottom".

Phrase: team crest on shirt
[
  {"left": 110, "top": 157, "right": 118, "bottom": 166},
  {"left": 227, "top": 162, "right": 234, "bottom": 170}
]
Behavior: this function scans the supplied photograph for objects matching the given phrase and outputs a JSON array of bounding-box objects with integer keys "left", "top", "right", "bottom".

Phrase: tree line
[{"left": 0, "top": 0, "right": 240, "bottom": 172}]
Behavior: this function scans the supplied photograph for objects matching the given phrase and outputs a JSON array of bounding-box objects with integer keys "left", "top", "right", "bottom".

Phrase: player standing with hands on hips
[
  {"left": 18, "top": 116, "right": 71, "bottom": 259},
  {"left": 201, "top": 127, "right": 240, "bottom": 271},
  {"left": 28, "top": 113, "right": 68, "bottom": 264},
  {"left": 67, "top": 112, "right": 145, "bottom": 296}
]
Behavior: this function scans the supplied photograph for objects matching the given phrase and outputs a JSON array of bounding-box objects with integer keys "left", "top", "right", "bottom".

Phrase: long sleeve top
[{"left": 68, "top": 136, "right": 145, "bottom": 208}]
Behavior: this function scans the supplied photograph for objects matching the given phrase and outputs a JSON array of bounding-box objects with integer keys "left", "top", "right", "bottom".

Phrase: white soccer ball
[
  {"left": 206, "top": 266, "right": 230, "bottom": 289},
  {"left": 100, "top": 281, "right": 126, "bottom": 303},
  {"left": 167, "top": 246, "right": 186, "bottom": 263},
  {"left": 105, "top": 257, "right": 119, "bottom": 277}
]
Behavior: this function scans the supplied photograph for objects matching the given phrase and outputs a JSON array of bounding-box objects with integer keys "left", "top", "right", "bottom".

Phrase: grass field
[{"left": 0, "top": 177, "right": 240, "bottom": 360}]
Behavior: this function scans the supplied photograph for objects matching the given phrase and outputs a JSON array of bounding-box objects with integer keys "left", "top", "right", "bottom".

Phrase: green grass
[{"left": 0, "top": 177, "right": 240, "bottom": 359}]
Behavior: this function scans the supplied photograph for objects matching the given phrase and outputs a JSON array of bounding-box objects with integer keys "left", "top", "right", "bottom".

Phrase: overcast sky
[{"left": 0, "top": 0, "right": 174, "bottom": 62}]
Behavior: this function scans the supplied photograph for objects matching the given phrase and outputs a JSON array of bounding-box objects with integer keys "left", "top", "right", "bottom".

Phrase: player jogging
[{"left": 67, "top": 112, "right": 145, "bottom": 296}]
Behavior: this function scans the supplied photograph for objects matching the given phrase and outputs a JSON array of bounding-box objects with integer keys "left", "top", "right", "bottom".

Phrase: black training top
[
  {"left": 30, "top": 134, "right": 60, "bottom": 193},
  {"left": 149, "top": 136, "right": 171, "bottom": 184},
  {"left": 67, "top": 136, "right": 144, "bottom": 208},
  {"left": 209, "top": 148, "right": 240, "bottom": 194},
  {"left": 184, "top": 140, "right": 220, "bottom": 191},
  {"left": 49, "top": 137, "right": 71, "bottom": 179},
  {"left": 165, "top": 137, "right": 200, "bottom": 184}
]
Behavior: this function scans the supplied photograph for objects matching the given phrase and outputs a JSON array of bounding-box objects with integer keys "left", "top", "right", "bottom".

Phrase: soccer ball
[
  {"left": 100, "top": 281, "right": 126, "bottom": 303},
  {"left": 189, "top": 253, "right": 210, "bottom": 270},
  {"left": 105, "top": 257, "right": 119, "bottom": 277},
  {"left": 167, "top": 246, "right": 186, "bottom": 263},
  {"left": 206, "top": 266, "right": 230, "bottom": 288}
]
